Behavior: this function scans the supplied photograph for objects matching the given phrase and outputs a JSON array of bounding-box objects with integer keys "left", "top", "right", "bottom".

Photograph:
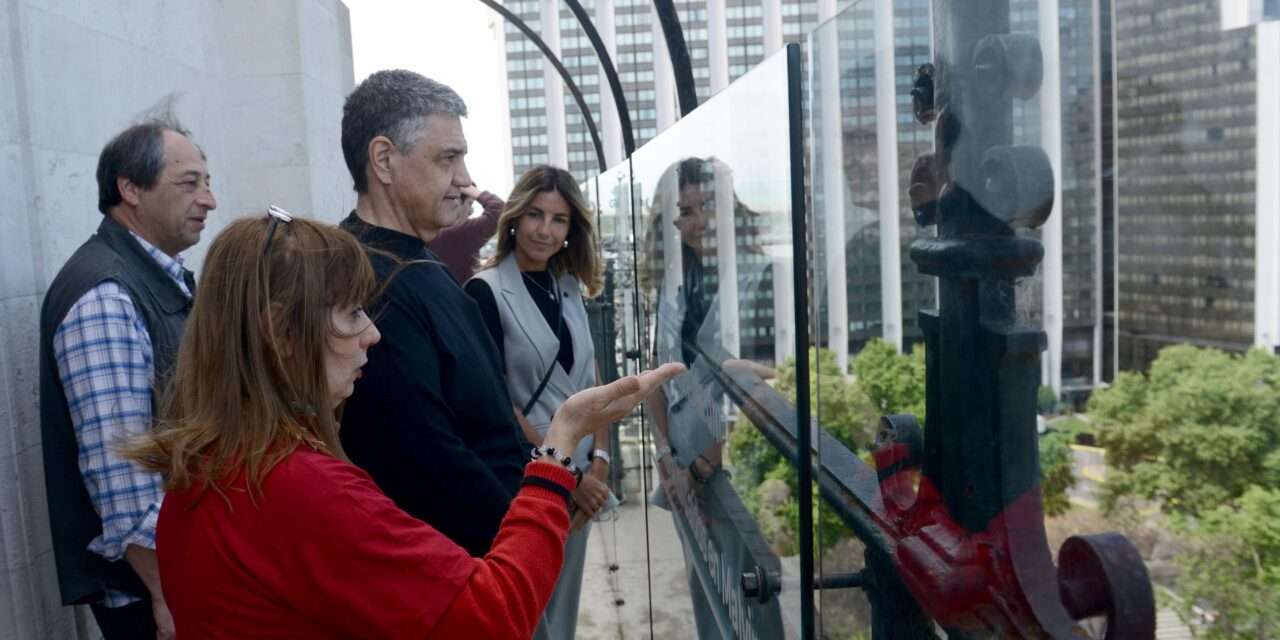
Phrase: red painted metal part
[{"left": 869, "top": 436, "right": 1153, "bottom": 639}]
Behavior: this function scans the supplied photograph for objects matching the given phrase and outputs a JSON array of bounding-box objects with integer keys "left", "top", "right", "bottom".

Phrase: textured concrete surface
[
  {"left": 576, "top": 466, "right": 701, "bottom": 639},
  {"left": 0, "top": 1, "right": 354, "bottom": 637}
]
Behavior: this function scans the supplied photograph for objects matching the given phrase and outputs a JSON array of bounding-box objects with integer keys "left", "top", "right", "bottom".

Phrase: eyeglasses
[{"left": 263, "top": 205, "right": 294, "bottom": 257}]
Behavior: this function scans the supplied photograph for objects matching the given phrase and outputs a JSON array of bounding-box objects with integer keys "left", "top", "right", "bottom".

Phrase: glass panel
[
  {"left": 628, "top": 49, "right": 804, "bottom": 639},
  {"left": 806, "top": 4, "right": 896, "bottom": 638},
  {"left": 580, "top": 157, "right": 661, "bottom": 634},
  {"left": 801, "top": 0, "right": 1203, "bottom": 636},
  {"left": 584, "top": 0, "right": 1272, "bottom": 634}
]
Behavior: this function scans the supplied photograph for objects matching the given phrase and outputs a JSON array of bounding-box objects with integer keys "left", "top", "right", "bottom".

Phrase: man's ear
[
  {"left": 367, "top": 136, "right": 396, "bottom": 187},
  {"left": 118, "top": 176, "right": 143, "bottom": 207}
]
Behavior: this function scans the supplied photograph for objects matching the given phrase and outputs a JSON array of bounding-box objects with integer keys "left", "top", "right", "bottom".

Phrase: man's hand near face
[
  {"left": 431, "top": 184, "right": 506, "bottom": 282},
  {"left": 456, "top": 184, "right": 480, "bottom": 220}
]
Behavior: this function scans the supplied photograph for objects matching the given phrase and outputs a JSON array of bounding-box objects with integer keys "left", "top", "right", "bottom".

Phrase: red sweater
[{"left": 157, "top": 448, "right": 573, "bottom": 639}]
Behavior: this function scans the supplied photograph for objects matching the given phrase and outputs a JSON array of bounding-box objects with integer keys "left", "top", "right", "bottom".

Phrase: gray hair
[
  {"left": 341, "top": 69, "right": 468, "bottom": 193},
  {"left": 96, "top": 94, "right": 193, "bottom": 214}
]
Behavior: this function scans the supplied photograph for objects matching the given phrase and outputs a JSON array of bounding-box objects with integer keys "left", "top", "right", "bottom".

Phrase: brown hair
[
  {"left": 123, "top": 214, "right": 378, "bottom": 495},
  {"left": 482, "top": 165, "right": 603, "bottom": 297}
]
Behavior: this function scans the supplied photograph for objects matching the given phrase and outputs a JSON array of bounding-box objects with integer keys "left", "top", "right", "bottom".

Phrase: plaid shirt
[{"left": 52, "top": 232, "right": 192, "bottom": 608}]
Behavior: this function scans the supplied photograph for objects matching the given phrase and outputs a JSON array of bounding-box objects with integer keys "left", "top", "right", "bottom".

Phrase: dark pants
[{"left": 90, "top": 599, "right": 156, "bottom": 640}]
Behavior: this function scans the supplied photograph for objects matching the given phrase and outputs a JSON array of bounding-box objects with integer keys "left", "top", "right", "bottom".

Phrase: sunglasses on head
[{"left": 263, "top": 205, "right": 294, "bottom": 257}]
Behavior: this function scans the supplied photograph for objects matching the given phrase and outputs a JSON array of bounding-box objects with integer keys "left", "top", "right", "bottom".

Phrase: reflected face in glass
[
  {"left": 675, "top": 183, "right": 711, "bottom": 247},
  {"left": 324, "top": 305, "right": 380, "bottom": 410},
  {"left": 514, "top": 190, "right": 572, "bottom": 271},
  {"left": 843, "top": 141, "right": 879, "bottom": 208}
]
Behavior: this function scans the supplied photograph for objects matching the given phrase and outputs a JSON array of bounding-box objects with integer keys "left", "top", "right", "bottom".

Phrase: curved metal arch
[
  {"left": 563, "top": 0, "right": 636, "bottom": 157},
  {"left": 476, "top": 0, "right": 607, "bottom": 172},
  {"left": 652, "top": 0, "right": 699, "bottom": 116}
]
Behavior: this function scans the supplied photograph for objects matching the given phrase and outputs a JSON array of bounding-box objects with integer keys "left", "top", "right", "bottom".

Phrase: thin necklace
[{"left": 522, "top": 271, "right": 557, "bottom": 301}]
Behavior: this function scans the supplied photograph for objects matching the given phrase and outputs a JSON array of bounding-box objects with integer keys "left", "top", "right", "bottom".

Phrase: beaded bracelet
[{"left": 531, "top": 446, "right": 583, "bottom": 485}]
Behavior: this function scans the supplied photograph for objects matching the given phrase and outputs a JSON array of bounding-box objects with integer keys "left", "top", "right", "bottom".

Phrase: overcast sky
[{"left": 344, "top": 0, "right": 515, "bottom": 197}]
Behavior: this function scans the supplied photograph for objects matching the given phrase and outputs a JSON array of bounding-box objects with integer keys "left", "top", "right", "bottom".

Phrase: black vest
[{"left": 38, "top": 216, "right": 193, "bottom": 605}]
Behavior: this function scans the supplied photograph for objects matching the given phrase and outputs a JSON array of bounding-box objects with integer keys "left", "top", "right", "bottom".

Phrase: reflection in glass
[
  {"left": 627, "top": 50, "right": 803, "bottom": 639},
  {"left": 639, "top": 154, "right": 801, "bottom": 638}
]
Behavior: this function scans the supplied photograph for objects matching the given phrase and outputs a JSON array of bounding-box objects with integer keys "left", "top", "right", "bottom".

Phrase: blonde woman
[{"left": 465, "top": 165, "right": 607, "bottom": 640}]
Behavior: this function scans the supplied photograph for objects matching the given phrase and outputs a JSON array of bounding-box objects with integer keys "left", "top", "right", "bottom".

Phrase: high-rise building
[
  {"left": 1112, "top": 0, "right": 1280, "bottom": 371},
  {"left": 502, "top": 1, "right": 821, "bottom": 187},
  {"left": 1006, "top": 0, "right": 1103, "bottom": 395},
  {"left": 501, "top": 0, "right": 823, "bottom": 369},
  {"left": 499, "top": 0, "right": 1114, "bottom": 396}
]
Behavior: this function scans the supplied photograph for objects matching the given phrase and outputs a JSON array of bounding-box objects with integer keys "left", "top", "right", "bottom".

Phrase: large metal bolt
[
  {"left": 972, "top": 34, "right": 1044, "bottom": 100},
  {"left": 741, "top": 565, "right": 782, "bottom": 604},
  {"left": 875, "top": 414, "right": 925, "bottom": 466},
  {"left": 976, "top": 145, "right": 1054, "bottom": 229}
]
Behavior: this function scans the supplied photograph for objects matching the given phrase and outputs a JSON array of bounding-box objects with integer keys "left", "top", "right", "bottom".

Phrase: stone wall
[{"left": 0, "top": 1, "right": 354, "bottom": 636}]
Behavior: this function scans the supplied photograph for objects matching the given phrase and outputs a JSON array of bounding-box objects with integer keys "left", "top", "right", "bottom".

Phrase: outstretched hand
[{"left": 544, "top": 363, "right": 686, "bottom": 453}]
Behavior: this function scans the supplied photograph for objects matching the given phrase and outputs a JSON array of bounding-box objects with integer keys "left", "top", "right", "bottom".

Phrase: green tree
[
  {"left": 852, "top": 338, "right": 927, "bottom": 425},
  {"left": 1038, "top": 385, "right": 1060, "bottom": 415},
  {"left": 727, "top": 347, "right": 878, "bottom": 553},
  {"left": 1038, "top": 427, "right": 1076, "bottom": 517},
  {"left": 779, "top": 347, "right": 881, "bottom": 451},
  {"left": 1090, "top": 345, "right": 1280, "bottom": 515},
  {"left": 1173, "top": 486, "right": 1280, "bottom": 638},
  {"left": 1088, "top": 345, "right": 1280, "bottom": 636}
]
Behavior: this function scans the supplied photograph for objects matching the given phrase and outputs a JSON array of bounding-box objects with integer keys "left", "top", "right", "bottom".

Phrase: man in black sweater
[{"left": 336, "top": 69, "right": 527, "bottom": 556}]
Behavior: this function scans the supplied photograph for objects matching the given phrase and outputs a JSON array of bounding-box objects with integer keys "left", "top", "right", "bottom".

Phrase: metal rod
[
  {"left": 814, "top": 571, "right": 868, "bottom": 590},
  {"left": 563, "top": 0, "right": 636, "bottom": 157},
  {"left": 651, "top": 0, "right": 699, "bottom": 115},
  {"left": 787, "top": 42, "right": 816, "bottom": 640}
]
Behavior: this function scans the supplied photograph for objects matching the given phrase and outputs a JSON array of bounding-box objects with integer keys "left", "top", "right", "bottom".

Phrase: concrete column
[
  {"left": 596, "top": 0, "right": 624, "bottom": 168},
  {"left": 1108, "top": 0, "right": 1121, "bottom": 378},
  {"left": 713, "top": 163, "right": 740, "bottom": 357},
  {"left": 814, "top": 0, "right": 848, "bottom": 370},
  {"left": 660, "top": 183, "right": 684, "bottom": 317},
  {"left": 1090, "top": 0, "right": 1111, "bottom": 384},
  {"left": 874, "top": 0, "right": 903, "bottom": 351},
  {"left": 652, "top": 6, "right": 676, "bottom": 131},
  {"left": 707, "top": 0, "right": 729, "bottom": 94},
  {"left": 0, "top": 2, "right": 354, "bottom": 637},
  {"left": 1092, "top": 0, "right": 1105, "bottom": 386},
  {"left": 1040, "top": 0, "right": 1064, "bottom": 394},
  {"left": 764, "top": 0, "right": 784, "bottom": 54},
  {"left": 773, "top": 255, "right": 797, "bottom": 364},
  {"left": 540, "top": 0, "right": 568, "bottom": 167},
  {"left": 1254, "top": 21, "right": 1280, "bottom": 349}
]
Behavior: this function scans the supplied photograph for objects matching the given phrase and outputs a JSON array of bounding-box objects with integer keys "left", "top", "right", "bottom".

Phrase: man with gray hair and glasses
[
  {"left": 40, "top": 113, "right": 216, "bottom": 639},
  {"left": 338, "top": 70, "right": 531, "bottom": 561}
]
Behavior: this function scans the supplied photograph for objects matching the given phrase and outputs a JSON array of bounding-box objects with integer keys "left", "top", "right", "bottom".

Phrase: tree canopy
[
  {"left": 1088, "top": 345, "right": 1280, "bottom": 635},
  {"left": 1089, "top": 345, "right": 1280, "bottom": 515},
  {"left": 852, "top": 338, "right": 927, "bottom": 424},
  {"left": 728, "top": 346, "right": 879, "bottom": 553}
]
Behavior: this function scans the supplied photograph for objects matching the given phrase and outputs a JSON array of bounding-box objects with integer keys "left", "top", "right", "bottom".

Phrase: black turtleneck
[{"left": 337, "top": 212, "right": 527, "bottom": 557}]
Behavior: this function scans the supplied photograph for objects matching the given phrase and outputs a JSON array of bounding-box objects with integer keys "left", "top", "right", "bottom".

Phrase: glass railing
[
  {"left": 587, "top": 47, "right": 808, "bottom": 639},
  {"left": 580, "top": 0, "right": 1277, "bottom": 637}
]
